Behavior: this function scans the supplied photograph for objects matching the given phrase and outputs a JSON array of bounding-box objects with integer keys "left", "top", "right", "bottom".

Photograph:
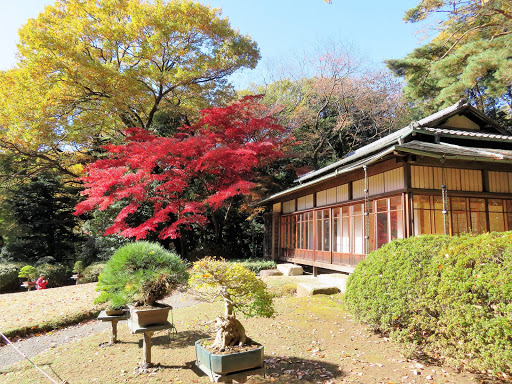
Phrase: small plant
[
  {"left": 72, "top": 261, "right": 85, "bottom": 275},
  {"left": 189, "top": 257, "right": 274, "bottom": 352},
  {"left": 18, "top": 266, "right": 38, "bottom": 281},
  {"left": 94, "top": 241, "right": 188, "bottom": 309}
]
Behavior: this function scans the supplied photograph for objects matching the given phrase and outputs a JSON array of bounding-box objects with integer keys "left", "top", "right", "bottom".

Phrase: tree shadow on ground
[
  {"left": 245, "top": 355, "right": 343, "bottom": 384},
  {"left": 139, "top": 330, "right": 211, "bottom": 349},
  {"left": 181, "top": 355, "right": 343, "bottom": 384}
]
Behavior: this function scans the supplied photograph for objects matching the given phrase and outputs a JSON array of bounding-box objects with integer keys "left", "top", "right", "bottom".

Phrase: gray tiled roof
[
  {"left": 259, "top": 101, "right": 512, "bottom": 205},
  {"left": 396, "top": 141, "right": 512, "bottom": 162},
  {"left": 416, "top": 127, "right": 512, "bottom": 141}
]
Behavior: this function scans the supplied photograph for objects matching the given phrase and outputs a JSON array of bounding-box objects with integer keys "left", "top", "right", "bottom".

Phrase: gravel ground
[{"left": 0, "top": 289, "right": 203, "bottom": 369}]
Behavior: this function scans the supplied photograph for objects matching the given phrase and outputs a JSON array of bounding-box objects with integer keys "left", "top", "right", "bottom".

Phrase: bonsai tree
[
  {"left": 95, "top": 241, "right": 188, "bottom": 309},
  {"left": 18, "top": 265, "right": 38, "bottom": 281},
  {"left": 72, "top": 261, "right": 85, "bottom": 275},
  {"left": 189, "top": 257, "right": 274, "bottom": 352}
]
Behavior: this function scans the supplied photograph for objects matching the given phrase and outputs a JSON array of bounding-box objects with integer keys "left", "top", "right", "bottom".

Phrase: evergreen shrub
[
  {"left": 0, "top": 263, "right": 24, "bottom": 292},
  {"left": 95, "top": 241, "right": 188, "bottom": 308},
  {"left": 81, "top": 263, "right": 106, "bottom": 283},
  {"left": 344, "top": 233, "right": 512, "bottom": 379}
]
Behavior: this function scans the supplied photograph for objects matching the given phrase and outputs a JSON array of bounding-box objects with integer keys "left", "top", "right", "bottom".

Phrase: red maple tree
[{"left": 75, "top": 96, "right": 288, "bottom": 240}]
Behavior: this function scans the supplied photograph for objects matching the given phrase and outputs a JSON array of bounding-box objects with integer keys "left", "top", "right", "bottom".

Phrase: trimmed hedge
[
  {"left": 345, "top": 232, "right": 512, "bottom": 379},
  {"left": 228, "top": 258, "right": 277, "bottom": 273},
  {"left": 81, "top": 263, "right": 106, "bottom": 283},
  {"left": 37, "top": 264, "right": 72, "bottom": 288}
]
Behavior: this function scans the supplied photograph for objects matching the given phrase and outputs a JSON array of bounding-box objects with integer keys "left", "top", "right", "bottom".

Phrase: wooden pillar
[
  {"left": 142, "top": 332, "right": 154, "bottom": 368},
  {"left": 312, "top": 266, "right": 318, "bottom": 277},
  {"left": 110, "top": 320, "right": 119, "bottom": 344}
]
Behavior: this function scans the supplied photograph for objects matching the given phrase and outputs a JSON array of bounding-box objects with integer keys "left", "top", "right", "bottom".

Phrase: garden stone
[
  {"left": 259, "top": 269, "right": 282, "bottom": 277},
  {"left": 296, "top": 282, "right": 340, "bottom": 297},
  {"left": 276, "top": 264, "right": 303, "bottom": 276},
  {"left": 317, "top": 274, "right": 348, "bottom": 293}
]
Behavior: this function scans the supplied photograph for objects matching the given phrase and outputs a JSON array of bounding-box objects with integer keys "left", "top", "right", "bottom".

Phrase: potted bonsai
[
  {"left": 189, "top": 257, "right": 274, "bottom": 379},
  {"left": 71, "top": 260, "right": 85, "bottom": 284},
  {"left": 95, "top": 241, "right": 188, "bottom": 325},
  {"left": 18, "top": 266, "right": 38, "bottom": 290}
]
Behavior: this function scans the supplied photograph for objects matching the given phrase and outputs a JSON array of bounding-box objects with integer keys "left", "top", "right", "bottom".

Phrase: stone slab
[
  {"left": 259, "top": 269, "right": 283, "bottom": 277},
  {"left": 317, "top": 274, "right": 349, "bottom": 293},
  {"left": 276, "top": 263, "right": 303, "bottom": 276},
  {"left": 296, "top": 282, "right": 340, "bottom": 297}
]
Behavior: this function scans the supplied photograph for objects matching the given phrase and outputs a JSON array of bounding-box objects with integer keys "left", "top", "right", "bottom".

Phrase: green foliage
[
  {"left": 228, "top": 258, "right": 277, "bottom": 273},
  {"left": 189, "top": 257, "right": 274, "bottom": 319},
  {"left": 95, "top": 242, "right": 189, "bottom": 308},
  {"left": 18, "top": 265, "right": 38, "bottom": 281},
  {"left": 386, "top": 0, "right": 512, "bottom": 125},
  {"left": 37, "top": 264, "right": 71, "bottom": 288},
  {"left": 0, "top": 0, "right": 259, "bottom": 177},
  {"left": 81, "top": 263, "right": 106, "bottom": 283},
  {"left": 73, "top": 261, "right": 85, "bottom": 274},
  {"left": 345, "top": 233, "right": 512, "bottom": 379},
  {"left": 0, "top": 263, "right": 24, "bottom": 292},
  {"left": 0, "top": 173, "right": 81, "bottom": 264}
]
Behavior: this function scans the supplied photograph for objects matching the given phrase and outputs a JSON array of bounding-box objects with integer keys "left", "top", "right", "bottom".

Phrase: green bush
[
  {"left": 228, "top": 258, "right": 277, "bottom": 273},
  {"left": 427, "top": 232, "right": 512, "bottom": 376},
  {"left": 37, "top": 264, "right": 71, "bottom": 288},
  {"left": 95, "top": 241, "right": 189, "bottom": 308},
  {"left": 345, "top": 233, "right": 512, "bottom": 379},
  {"left": 81, "top": 263, "right": 106, "bottom": 283},
  {"left": 0, "top": 263, "right": 24, "bottom": 292}
]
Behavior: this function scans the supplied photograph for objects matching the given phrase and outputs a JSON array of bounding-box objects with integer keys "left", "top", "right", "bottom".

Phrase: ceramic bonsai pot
[
  {"left": 195, "top": 338, "right": 264, "bottom": 377},
  {"left": 128, "top": 304, "right": 171, "bottom": 327}
]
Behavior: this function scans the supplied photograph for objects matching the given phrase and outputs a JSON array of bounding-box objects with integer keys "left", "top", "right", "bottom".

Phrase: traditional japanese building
[{"left": 259, "top": 101, "right": 512, "bottom": 274}]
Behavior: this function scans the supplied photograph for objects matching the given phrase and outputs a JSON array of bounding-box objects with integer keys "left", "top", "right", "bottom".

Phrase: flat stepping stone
[
  {"left": 276, "top": 263, "right": 303, "bottom": 276},
  {"left": 259, "top": 269, "right": 283, "bottom": 277},
  {"left": 296, "top": 282, "right": 340, "bottom": 297},
  {"left": 317, "top": 274, "right": 348, "bottom": 293}
]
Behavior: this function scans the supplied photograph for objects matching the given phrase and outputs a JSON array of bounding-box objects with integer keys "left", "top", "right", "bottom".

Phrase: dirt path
[{"left": 0, "top": 290, "right": 203, "bottom": 369}]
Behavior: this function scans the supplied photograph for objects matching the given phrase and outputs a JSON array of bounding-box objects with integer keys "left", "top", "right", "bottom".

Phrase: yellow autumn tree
[{"left": 0, "top": 0, "right": 260, "bottom": 176}]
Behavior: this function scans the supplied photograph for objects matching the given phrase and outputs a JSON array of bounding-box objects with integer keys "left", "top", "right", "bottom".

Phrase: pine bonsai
[
  {"left": 18, "top": 265, "right": 38, "bottom": 281},
  {"left": 95, "top": 242, "right": 188, "bottom": 309},
  {"left": 189, "top": 257, "right": 274, "bottom": 352}
]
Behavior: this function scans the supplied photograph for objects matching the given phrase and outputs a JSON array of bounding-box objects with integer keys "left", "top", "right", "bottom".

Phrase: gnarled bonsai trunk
[
  {"left": 210, "top": 293, "right": 247, "bottom": 351},
  {"left": 211, "top": 315, "right": 247, "bottom": 352}
]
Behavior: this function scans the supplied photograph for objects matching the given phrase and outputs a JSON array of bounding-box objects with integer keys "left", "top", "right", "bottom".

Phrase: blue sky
[{"left": 0, "top": 0, "right": 428, "bottom": 87}]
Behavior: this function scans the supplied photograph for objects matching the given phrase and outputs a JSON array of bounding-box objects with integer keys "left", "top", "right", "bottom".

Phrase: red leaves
[{"left": 76, "top": 96, "right": 288, "bottom": 239}]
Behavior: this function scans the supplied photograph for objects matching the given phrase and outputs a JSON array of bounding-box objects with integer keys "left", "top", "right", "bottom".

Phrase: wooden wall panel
[
  {"left": 316, "top": 190, "right": 327, "bottom": 207},
  {"left": 412, "top": 166, "right": 483, "bottom": 192},
  {"left": 337, "top": 184, "right": 349, "bottom": 202},
  {"left": 283, "top": 200, "right": 295, "bottom": 213},
  {"left": 352, "top": 179, "right": 365, "bottom": 199},
  {"left": 369, "top": 173, "right": 385, "bottom": 195},
  {"left": 489, "top": 171, "right": 511, "bottom": 193},
  {"left": 326, "top": 187, "right": 337, "bottom": 205},
  {"left": 384, "top": 167, "right": 404, "bottom": 192},
  {"left": 433, "top": 167, "right": 443, "bottom": 188}
]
